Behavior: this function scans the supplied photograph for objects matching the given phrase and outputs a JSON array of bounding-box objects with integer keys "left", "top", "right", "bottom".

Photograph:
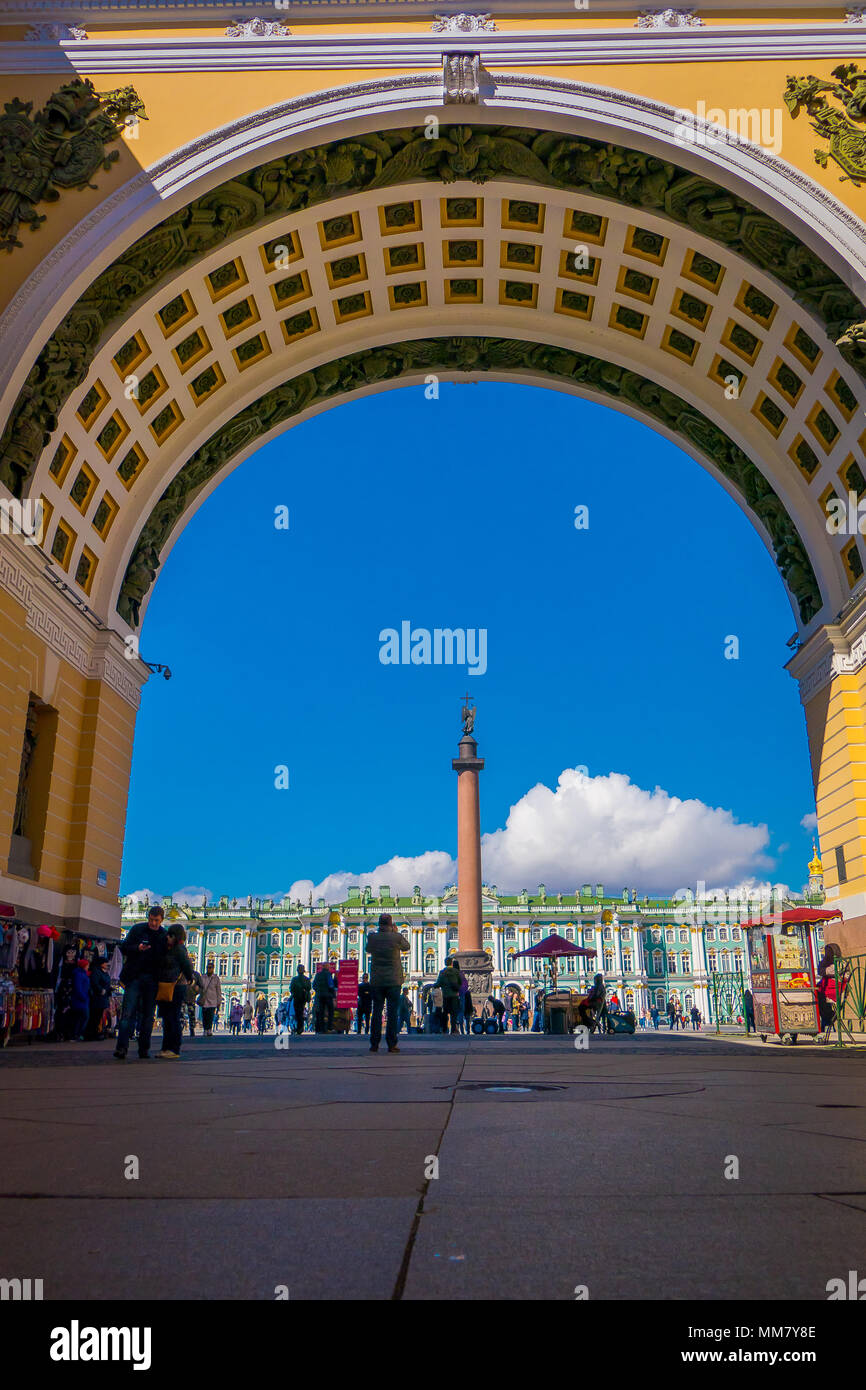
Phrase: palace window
[
  {"left": 424, "top": 952, "right": 437, "bottom": 973},
  {"left": 719, "top": 927, "right": 728, "bottom": 941},
  {"left": 312, "top": 931, "right": 321, "bottom": 944},
  {"left": 270, "top": 958, "right": 280, "bottom": 977},
  {"left": 257, "top": 932, "right": 267, "bottom": 946},
  {"left": 603, "top": 927, "right": 612, "bottom": 941},
  {"left": 733, "top": 952, "right": 743, "bottom": 971},
  {"left": 655, "top": 989, "right": 666, "bottom": 1008},
  {"left": 681, "top": 954, "right": 691, "bottom": 973},
  {"left": 652, "top": 929, "right": 661, "bottom": 944},
  {"left": 731, "top": 928, "right": 740, "bottom": 940},
  {"left": 625, "top": 990, "right": 635, "bottom": 1011},
  {"left": 233, "top": 932, "right": 242, "bottom": 945},
  {"left": 256, "top": 956, "right": 266, "bottom": 978},
  {"left": 679, "top": 930, "right": 689, "bottom": 944},
  {"left": 220, "top": 932, "right": 229, "bottom": 945},
  {"left": 721, "top": 952, "right": 731, "bottom": 972},
  {"left": 585, "top": 928, "right": 594, "bottom": 940},
  {"left": 425, "top": 928, "right": 436, "bottom": 941},
  {"left": 272, "top": 932, "right": 280, "bottom": 945},
  {"left": 217, "top": 957, "right": 227, "bottom": 977},
  {"left": 532, "top": 929, "right": 541, "bottom": 941},
  {"left": 665, "top": 929, "right": 674, "bottom": 944},
  {"left": 621, "top": 928, "right": 630, "bottom": 942},
  {"left": 652, "top": 951, "right": 663, "bottom": 974},
  {"left": 231, "top": 955, "right": 241, "bottom": 977},
  {"left": 708, "top": 951, "right": 717, "bottom": 972},
  {"left": 622, "top": 951, "right": 633, "bottom": 972},
  {"left": 349, "top": 930, "right": 357, "bottom": 944},
  {"left": 506, "top": 926, "right": 516, "bottom": 940},
  {"left": 705, "top": 928, "right": 715, "bottom": 940},
  {"left": 604, "top": 951, "right": 614, "bottom": 972}
]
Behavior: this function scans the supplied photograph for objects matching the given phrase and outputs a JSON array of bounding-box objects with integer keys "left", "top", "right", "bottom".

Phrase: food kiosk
[{"left": 742, "top": 907, "right": 841, "bottom": 1044}]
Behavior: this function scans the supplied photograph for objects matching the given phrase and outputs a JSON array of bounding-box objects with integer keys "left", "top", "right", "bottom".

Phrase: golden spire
[{"left": 809, "top": 840, "right": 823, "bottom": 877}]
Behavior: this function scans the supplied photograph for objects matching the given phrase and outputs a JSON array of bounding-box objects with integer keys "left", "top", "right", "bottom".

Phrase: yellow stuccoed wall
[
  {"left": 0, "top": 574, "right": 136, "bottom": 926},
  {"left": 805, "top": 670, "right": 866, "bottom": 952}
]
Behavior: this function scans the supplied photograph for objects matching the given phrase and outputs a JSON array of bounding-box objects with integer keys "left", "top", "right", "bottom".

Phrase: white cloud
[
  {"left": 800, "top": 812, "right": 818, "bottom": 831},
  {"left": 171, "top": 886, "right": 212, "bottom": 906},
  {"left": 275, "top": 768, "right": 773, "bottom": 903},
  {"left": 126, "top": 769, "right": 777, "bottom": 906},
  {"left": 121, "top": 887, "right": 162, "bottom": 905},
  {"left": 283, "top": 851, "right": 457, "bottom": 905},
  {"left": 479, "top": 768, "right": 771, "bottom": 895}
]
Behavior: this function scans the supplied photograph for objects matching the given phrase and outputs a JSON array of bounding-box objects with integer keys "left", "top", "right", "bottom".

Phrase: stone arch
[{"left": 4, "top": 75, "right": 866, "bottom": 946}]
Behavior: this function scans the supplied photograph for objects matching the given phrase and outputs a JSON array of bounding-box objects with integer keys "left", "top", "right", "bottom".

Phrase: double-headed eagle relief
[
  {"left": 0, "top": 78, "right": 146, "bottom": 252},
  {"left": 784, "top": 63, "right": 866, "bottom": 186}
]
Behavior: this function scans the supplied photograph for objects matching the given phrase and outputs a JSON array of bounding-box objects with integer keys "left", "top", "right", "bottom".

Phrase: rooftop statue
[{"left": 461, "top": 696, "right": 476, "bottom": 737}]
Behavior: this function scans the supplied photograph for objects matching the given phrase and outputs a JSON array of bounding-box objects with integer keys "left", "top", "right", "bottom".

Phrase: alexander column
[{"left": 452, "top": 696, "right": 493, "bottom": 1004}]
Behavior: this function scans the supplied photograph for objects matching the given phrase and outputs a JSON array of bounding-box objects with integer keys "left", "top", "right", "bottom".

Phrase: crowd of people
[{"left": 53, "top": 905, "right": 748, "bottom": 1060}]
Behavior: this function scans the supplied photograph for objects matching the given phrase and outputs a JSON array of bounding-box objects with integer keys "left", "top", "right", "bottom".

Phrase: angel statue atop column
[{"left": 461, "top": 695, "right": 476, "bottom": 737}]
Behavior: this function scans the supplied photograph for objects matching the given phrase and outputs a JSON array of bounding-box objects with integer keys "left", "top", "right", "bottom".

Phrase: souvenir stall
[
  {"left": 741, "top": 906, "right": 843, "bottom": 1045},
  {"left": 0, "top": 903, "right": 124, "bottom": 1045}
]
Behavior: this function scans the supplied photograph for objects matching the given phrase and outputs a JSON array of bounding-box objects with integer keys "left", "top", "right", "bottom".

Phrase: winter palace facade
[{"left": 120, "top": 857, "right": 828, "bottom": 1023}]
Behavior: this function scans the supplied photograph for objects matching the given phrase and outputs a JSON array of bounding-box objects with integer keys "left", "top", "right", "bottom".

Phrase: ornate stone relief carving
[
  {"left": 443, "top": 53, "right": 481, "bottom": 103},
  {"left": 0, "top": 543, "right": 144, "bottom": 709},
  {"left": 784, "top": 63, "right": 866, "bottom": 187},
  {"left": 225, "top": 17, "right": 291, "bottom": 38},
  {"left": 432, "top": 13, "right": 497, "bottom": 34},
  {"left": 636, "top": 8, "right": 704, "bottom": 27},
  {"left": 0, "top": 78, "right": 146, "bottom": 253},
  {"left": 25, "top": 24, "right": 88, "bottom": 41}
]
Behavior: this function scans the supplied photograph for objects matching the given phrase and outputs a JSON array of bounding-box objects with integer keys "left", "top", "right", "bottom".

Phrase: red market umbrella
[
  {"left": 740, "top": 907, "right": 842, "bottom": 928},
  {"left": 512, "top": 933, "right": 596, "bottom": 992},
  {"left": 512, "top": 932, "right": 597, "bottom": 959}
]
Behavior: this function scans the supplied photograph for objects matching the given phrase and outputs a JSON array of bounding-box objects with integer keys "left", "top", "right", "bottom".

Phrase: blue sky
[{"left": 121, "top": 381, "right": 817, "bottom": 903}]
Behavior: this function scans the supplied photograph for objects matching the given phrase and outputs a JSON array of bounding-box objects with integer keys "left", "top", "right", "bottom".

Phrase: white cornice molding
[
  {"left": 787, "top": 594, "right": 866, "bottom": 703},
  {"left": 0, "top": 536, "right": 147, "bottom": 708},
  {"left": 0, "top": 0, "right": 846, "bottom": 14},
  {"left": 4, "top": 25, "right": 866, "bottom": 70}
]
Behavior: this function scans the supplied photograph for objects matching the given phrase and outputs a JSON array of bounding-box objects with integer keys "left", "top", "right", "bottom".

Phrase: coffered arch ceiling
[{"left": 3, "top": 88, "right": 866, "bottom": 637}]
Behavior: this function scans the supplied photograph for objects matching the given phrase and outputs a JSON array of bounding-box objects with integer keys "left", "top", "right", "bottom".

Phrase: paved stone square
[{"left": 1, "top": 1030, "right": 863, "bottom": 1301}]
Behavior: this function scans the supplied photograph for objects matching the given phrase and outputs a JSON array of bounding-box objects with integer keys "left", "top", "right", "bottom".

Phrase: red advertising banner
[{"left": 336, "top": 958, "right": 359, "bottom": 1008}]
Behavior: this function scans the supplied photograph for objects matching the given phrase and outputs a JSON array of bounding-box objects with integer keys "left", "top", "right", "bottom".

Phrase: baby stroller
[{"left": 606, "top": 1009, "right": 637, "bottom": 1036}]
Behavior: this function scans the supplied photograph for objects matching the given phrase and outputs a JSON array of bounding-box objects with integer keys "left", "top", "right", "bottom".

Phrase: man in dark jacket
[
  {"left": 289, "top": 964, "right": 311, "bottom": 1035},
  {"left": 357, "top": 972, "right": 373, "bottom": 1034},
  {"left": 435, "top": 958, "right": 462, "bottom": 1035},
  {"left": 312, "top": 964, "right": 337, "bottom": 1032},
  {"left": 366, "top": 914, "right": 410, "bottom": 1053},
  {"left": 114, "top": 905, "right": 167, "bottom": 1060}
]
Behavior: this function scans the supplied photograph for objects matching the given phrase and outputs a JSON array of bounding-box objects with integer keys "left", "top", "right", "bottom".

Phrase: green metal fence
[
  {"left": 832, "top": 950, "right": 866, "bottom": 1048},
  {"left": 710, "top": 970, "right": 748, "bottom": 1034}
]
